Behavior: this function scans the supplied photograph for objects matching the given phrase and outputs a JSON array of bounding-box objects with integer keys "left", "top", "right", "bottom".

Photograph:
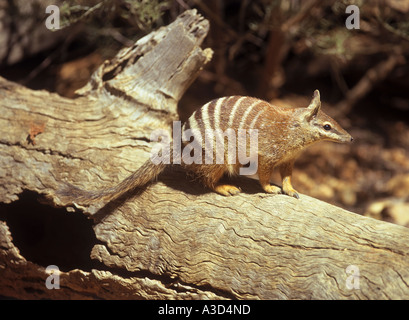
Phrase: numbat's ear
[{"left": 303, "top": 90, "right": 321, "bottom": 122}]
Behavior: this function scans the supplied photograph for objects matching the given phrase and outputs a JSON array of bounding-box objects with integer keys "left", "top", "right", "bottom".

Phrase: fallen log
[{"left": 0, "top": 10, "right": 408, "bottom": 300}]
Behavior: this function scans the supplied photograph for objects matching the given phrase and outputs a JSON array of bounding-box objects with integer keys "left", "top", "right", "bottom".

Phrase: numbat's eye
[{"left": 323, "top": 124, "right": 331, "bottom": 131}]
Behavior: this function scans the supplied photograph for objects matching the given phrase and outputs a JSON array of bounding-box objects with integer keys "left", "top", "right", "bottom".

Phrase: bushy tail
[{"left": 57, "top": 160, "right": 167, "bottom": 205}]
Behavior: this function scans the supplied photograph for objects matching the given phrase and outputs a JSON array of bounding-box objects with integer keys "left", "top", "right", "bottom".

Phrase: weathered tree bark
[{"left": 1, "top": 10, "right": 409, "bottom": 300}]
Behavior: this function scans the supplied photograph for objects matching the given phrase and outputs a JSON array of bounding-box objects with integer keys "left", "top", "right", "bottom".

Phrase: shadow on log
[{"left": 0, "top": 10, "right": 409, "bottom": 300}]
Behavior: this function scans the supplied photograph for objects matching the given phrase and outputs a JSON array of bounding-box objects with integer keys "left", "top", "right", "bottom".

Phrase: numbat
[{"left": 58, "top": 90, "right": 352, "bottom": 204}]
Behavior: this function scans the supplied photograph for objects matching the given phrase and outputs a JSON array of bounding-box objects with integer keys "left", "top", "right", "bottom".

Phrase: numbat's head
[{"left": 293, "top": 90, "right": 353, "bottom": 144}]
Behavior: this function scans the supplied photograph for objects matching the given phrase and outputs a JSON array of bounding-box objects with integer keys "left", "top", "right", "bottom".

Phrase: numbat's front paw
[
  {"left": 283, "top": 187, "right": 300, "bottom": 199},
  {"left": 215, "top": 185, "right": 241, "bottom": 196}
]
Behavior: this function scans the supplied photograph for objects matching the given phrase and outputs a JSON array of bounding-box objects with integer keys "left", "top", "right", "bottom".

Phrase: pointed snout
[
  {"left": 330, "top": 130, "right": 353, "bottom": 143},
  {"left": 346, "top": 130, "right": 354, "bottom": 142},
  {"left": 335, "top": 122, "right": 353, "bottom": 143},
  {"left": 342, "top": 132, "right": 353, "bottom": 143}
]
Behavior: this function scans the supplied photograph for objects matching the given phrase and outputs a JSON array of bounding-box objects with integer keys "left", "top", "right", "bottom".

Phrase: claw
[{"left": 283, "top": 187, "right": 300, "bottom": 199}]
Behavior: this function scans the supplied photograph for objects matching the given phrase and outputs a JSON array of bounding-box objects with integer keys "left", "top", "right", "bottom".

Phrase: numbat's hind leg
[{"left": 193, "top": 164, "right": 241, "bottom": 196}]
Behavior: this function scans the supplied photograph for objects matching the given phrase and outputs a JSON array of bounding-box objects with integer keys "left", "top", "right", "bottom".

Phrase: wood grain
[{"left": 1, "top": 10, "right": 408, "bottom": 300}]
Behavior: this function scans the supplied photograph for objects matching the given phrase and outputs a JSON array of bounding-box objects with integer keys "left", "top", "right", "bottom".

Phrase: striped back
[
  {"left": 180, "top": 96, "right": 286, "bottom": 172},
  {"left": 182, "top": 96, "right": 277, "bottom": 137}
]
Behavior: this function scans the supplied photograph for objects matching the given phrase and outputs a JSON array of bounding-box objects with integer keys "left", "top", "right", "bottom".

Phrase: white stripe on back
[
  {"left": 214, "top": 97, "right": 227, "bottom": 131},
  {"left": 227, "top": 96, "right": 246, "bottom": 128},
  {"left": 200, "top": 101, "right": 212, "bottom": 130},
  {"left": 186, "top": 113, "right": 203, "bottom": 143},
  {"left": 238, "top": 100, "right": 262, "bottom": 129},
  {"left": 249, "top": 107, "right": 265, "bottom": 129}
]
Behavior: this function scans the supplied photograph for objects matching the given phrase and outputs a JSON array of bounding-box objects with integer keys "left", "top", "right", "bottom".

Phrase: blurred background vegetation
[{"left": 1, "top": 0, "right": 408, "bottom": 225}]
